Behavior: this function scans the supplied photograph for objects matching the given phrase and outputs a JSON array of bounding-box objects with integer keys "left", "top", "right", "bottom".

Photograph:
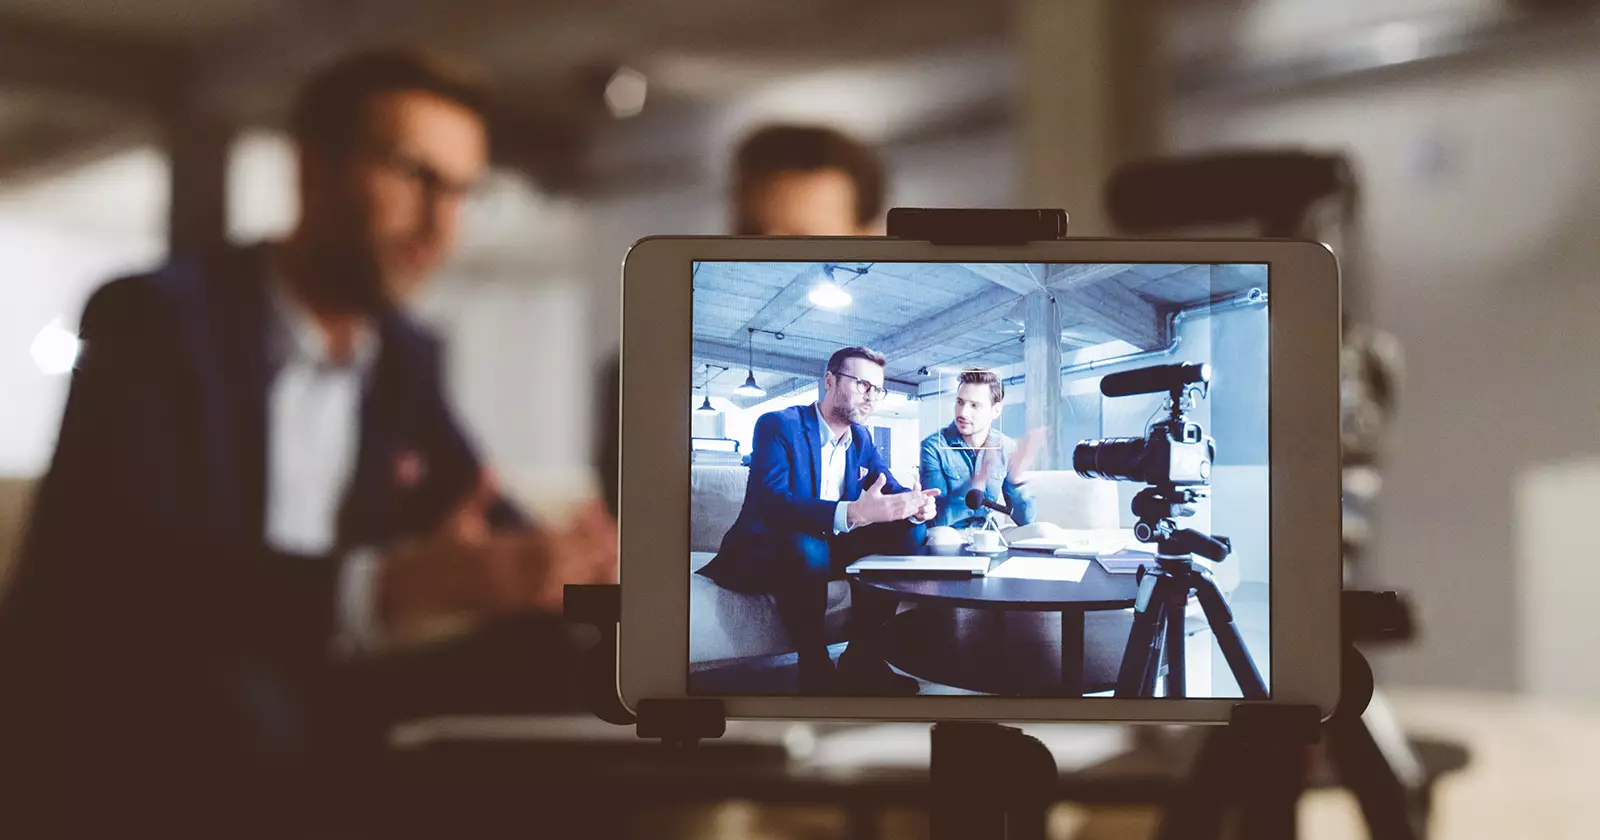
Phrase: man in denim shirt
[{"left": 919, "top": 370, "right": 1045, "bottom": 528}]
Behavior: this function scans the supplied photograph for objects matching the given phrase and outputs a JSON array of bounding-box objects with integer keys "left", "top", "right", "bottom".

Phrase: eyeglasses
[
  {"left": 370, "top": 146, "right": 482, "bottom": 202},
  {"left": 833, "top": 371, "right": 888, "bottom": 400}
]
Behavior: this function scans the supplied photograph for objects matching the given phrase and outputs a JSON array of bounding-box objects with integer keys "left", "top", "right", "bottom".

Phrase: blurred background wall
[{"left": 1, "top": 0, "right": 1597, "bottom": 697}]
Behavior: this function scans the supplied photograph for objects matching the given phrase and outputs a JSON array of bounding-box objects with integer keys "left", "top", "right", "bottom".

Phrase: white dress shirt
[
  {"left": 815, "top": 404, "right": 854, "bottom": 534},
  {"left": 263, "top": 281, "right": 382, "bottom": 656},
  {"left": 815, "top": 403, "right": 928, "bottom": 533}
]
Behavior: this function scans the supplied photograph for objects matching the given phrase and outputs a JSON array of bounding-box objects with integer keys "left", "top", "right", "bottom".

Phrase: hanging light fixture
[
  {"left": 734, "top": 328, "right": 766, "bottom": 398},
  {"left": 697, "top": 393, "right": 716, "bottom": 412}
]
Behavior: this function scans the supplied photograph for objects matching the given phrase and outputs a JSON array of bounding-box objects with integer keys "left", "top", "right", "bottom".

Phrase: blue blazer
[
  {"left": 696, "top": 404, "right": 912, "bottom": 591},
  {"left": 0, "top": 243, "right": 522, "bottom": 834}
]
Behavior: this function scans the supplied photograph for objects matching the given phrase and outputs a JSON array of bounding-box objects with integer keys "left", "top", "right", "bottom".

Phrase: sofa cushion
[
  {"left": 690, "top": 465, "right": 749, "bottom": 554},
  {"left": 689, "top": 551, "right": 850, "bottom": 667},
  {"left": 1022, "top": 470, "right": 1122, "bottom": 530}
]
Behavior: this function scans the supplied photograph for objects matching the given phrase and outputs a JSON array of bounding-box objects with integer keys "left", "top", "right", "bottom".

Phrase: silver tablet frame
[{"left": 616, "top": 236, "right": 1341, "bottom": 723}]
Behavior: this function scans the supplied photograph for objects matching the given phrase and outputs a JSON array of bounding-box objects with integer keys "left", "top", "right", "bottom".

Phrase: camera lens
[{"left": 1073, "top": 437, "right": 1148, "bottom": 483}]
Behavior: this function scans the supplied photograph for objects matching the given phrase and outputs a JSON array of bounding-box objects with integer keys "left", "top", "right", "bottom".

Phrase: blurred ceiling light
[
  {"left": 31, "top": 318, "right": 81, "bottom": 375},
  {"left": 605, "top": 66, "right": 649, "bottom": 118},
  {"left": 697, "top": 393, "right": 717, "bottom": 412}
]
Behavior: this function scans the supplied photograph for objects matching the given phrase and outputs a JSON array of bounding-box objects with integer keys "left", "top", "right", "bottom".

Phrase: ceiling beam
[
  {"left": 0, "top": 16, "right": 184, "bottom": 110},
  {"left": 1067, "top": 282, "right": 1168, "bottom": 351},
  {"left": 958, "top": 263, "right": 1046, "bottom": 296},
  {"left": 873, "top": 285, "right": 1022, "bottom": 361},
  {"left": 694, "top": 337, "right": 826, "bottom": 380},
  {"left": 1042, "top": 263, "right": 1166, "bottom": 351},
  {"left": 731, "top": 265, "right": 823, "bottom": 340},
  {"left": 1042, "top": 263, "right": 1140, "bottom": 292}
]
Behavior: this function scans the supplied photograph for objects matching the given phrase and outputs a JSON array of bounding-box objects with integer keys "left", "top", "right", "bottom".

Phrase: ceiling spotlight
[
  {"left": 807, "top": 281, "right": 851, "bottom": 309},
  {"left": 604, "top": 66, "right": 648, "bottom": 118},
  {"left": 807, "top": 265, "right": 853, "bottom": 309}
]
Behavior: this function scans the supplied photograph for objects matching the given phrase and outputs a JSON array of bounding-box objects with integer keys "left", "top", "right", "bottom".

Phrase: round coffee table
[{"left": 853, "top": 549, "right": 1140, "bottom": 696}]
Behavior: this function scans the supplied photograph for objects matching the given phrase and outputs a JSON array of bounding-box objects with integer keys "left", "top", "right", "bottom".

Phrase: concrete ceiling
[{"left": 690, "top": 261, "right": 1268, "bottom": 404}]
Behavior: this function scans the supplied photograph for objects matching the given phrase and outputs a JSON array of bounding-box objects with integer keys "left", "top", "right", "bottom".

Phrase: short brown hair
[
  {"left": 826, "top": 346, "right": 887, "bottom": 376},
  {"left": 957, "top": 370, "right": 1004, "bottom": 404},
  {"left": 733, "top": 124, "right": 887, "bottom": 233},
  {"left": 290, "top": 46, "right": 490, "bottom": 158}
]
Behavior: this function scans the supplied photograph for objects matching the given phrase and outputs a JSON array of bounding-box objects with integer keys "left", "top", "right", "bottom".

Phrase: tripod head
[{"left": 1130, "top": 484, "right": 1232, "bottom": 563}]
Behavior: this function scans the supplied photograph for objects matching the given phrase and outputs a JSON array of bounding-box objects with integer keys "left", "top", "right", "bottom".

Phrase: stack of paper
[
  {"left": 1094, "top": 548, "right": 1158, "bottom": 575},
  {"left": 990, "top": 556, "right": 1092, "bottom": 583}
]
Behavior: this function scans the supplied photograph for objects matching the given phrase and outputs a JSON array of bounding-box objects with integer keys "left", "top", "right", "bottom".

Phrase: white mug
[{"left": 969, "top": 528, "right": 1004, "bottom": 552}]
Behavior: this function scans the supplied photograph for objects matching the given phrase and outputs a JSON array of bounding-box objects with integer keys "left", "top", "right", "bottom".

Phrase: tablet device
[{"left": 617, "top": 236, "right": 1341, "bottom": 723}]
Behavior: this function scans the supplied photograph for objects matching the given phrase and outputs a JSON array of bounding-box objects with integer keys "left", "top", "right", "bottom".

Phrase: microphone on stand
[{"left": 965, "top": 488, "right": 1013, "bottom": 518}]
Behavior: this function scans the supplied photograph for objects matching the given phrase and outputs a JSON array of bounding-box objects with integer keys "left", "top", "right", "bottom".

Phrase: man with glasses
[
  {"left": 696, "top": 346, "right": 938, "bottom": 695},
  {"left": 0, "top": 48, "right": 615, "bottom": 837}
]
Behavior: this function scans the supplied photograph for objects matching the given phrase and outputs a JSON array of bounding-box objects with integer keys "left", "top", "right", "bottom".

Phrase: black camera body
[
  {"left": 1073, "top": 362, "right": 1229, "bottom": 560},
  {"left": 1073, "top": 361, "right": 1215, "bottom": 488},
  {"left": 1073, "top": 416, "right": 1214, "bottom": 487}
]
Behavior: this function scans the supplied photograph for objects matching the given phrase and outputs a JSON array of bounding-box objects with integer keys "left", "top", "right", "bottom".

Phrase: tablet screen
[{"left": 687, "top": 261, "right": 1269, "bottom": 699}]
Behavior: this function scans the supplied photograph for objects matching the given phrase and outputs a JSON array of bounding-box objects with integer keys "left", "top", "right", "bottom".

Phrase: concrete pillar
[
  {"left": 168, "top": 107, "right": 235, "bottom": 256},
  {"left": 1017, "top": 0, "right": 1167, "bottom": 234},
  {"left": 1023, "top": 291, "right": 1063, "bottom": 469}
]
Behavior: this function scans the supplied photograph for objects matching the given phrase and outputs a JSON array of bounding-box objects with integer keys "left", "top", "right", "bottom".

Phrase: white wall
[
  {"left": 1173, "top": 42, "right": 1600, "bottom": 692},
  {"left": 0, "top": 148, "right": 169, "bottom": 477}
]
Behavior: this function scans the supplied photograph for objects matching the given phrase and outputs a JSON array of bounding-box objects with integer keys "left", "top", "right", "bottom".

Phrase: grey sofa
[{"left": 687, "top": 465, "right": 1138, "bottom": 680}]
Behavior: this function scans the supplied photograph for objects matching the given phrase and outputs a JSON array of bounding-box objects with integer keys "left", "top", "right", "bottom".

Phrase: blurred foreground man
[{"left": 0, "top": 48, "right": 615, "bottom": 838}]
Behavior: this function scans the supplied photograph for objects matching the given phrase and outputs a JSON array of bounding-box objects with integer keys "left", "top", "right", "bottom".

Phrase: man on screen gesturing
[{"left": 696, "top": 346, "right": 937, "bottom": 695}]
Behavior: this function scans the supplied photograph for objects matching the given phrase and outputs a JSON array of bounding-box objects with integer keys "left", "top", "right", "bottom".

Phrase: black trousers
[{"left": 768, "top": 521, "right": 925, "bottom": 665}]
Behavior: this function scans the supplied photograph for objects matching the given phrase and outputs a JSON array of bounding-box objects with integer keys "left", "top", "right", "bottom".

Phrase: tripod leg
[
  {"left": 1165, "top": 586, "right": 1188, "bottom": 699},
  {"left": 1115, "top": 572, "right": 1166, "bottom": 697},
  {"left": 1140, "top": 584, "right": 1171, "bottom": 697},
  {"left": 1190, "top": 574, "right": 1267, "bottom": 699},
  {"left": 1326, "top": 705, "right": 1423, "bottom": 840},
  {"left": 1154, "top": 728, "right": 1231, "bottom": 840}
]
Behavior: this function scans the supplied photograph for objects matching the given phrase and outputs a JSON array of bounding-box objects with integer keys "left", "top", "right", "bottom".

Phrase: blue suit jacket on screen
[{"left": 695, "top": 404, "right": 911, "bottom": 591}]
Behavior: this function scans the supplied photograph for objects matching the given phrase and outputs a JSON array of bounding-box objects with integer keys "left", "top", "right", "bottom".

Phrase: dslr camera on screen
[{"left": 1073, "top": 361, "right": 1266, "bottom": 699}]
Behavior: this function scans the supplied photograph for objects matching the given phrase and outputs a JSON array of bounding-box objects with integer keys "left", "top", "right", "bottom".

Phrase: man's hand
[
  {"left": 847, "top": 473, "right": 940, "bottom": 528},
  {"left": 908, "top": 476, "right": 940, "bottom": 524},
  {"left": 1009, "top": 427, "right": 1048, "bottom": 481},
  {"left": 377, "top": 474, "right": 618, "bottom": 637}
]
